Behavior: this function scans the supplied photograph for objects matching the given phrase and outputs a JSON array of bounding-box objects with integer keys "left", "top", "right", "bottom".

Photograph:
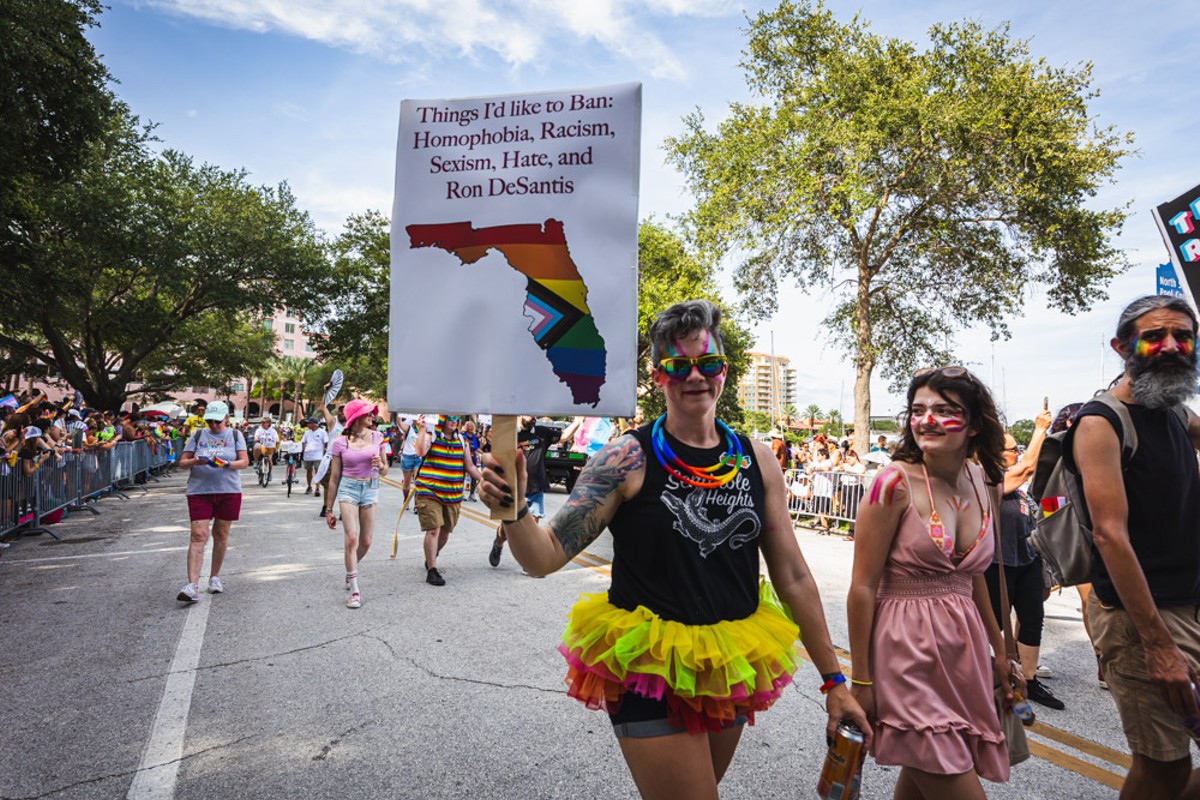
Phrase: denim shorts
[
  {"left": 336, "top": 476, "right": 380, "bottom": 508},
  {"left": 526, "top": 492, "right": 545, "bottom": 519},
  {"left": 401, "top": 454, "right": 421, "bottom": 471}
]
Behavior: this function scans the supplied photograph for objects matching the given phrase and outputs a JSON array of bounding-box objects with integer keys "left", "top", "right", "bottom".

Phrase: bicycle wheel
[{"left": 286, "top": 464, "right": 294, "bottom": 497}]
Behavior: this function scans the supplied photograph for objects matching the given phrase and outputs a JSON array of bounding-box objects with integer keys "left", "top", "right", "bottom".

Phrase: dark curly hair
[{"left": 891, "top": 368, "right": 1006, "bottom": 484}]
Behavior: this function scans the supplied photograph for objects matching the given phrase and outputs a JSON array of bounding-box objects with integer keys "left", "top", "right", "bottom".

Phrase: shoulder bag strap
[{"left": 991, "top": 481, "right": 1019, "bottom": 662}]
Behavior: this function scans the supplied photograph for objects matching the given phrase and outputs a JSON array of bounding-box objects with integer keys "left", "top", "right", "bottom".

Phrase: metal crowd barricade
[
  {"left": 785, "top": 468, "right": 876, "bottom": 530},
  {"left": 0, "top": 439, "right": 177, "bottom": 542}
]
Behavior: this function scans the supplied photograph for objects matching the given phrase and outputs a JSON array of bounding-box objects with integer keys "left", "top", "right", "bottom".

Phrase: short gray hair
[
  {"left": 648, "top": 300, "right": 724, "bottom": 365},
  {"left": 1116, "top": 295, "right": 1198, "bottom": 342}
]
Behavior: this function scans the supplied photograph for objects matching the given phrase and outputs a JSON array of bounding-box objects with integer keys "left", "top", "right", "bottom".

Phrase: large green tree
[
  {"left": 667, "top": 1, "right": 1132, "bottom": 451},
  {"left": 313, "top": 210, "right": 391, "bottom": 401},
  {"left": 0, "top": 111, "right": 332, "bottom": 410},
  {"left": 1, "top": 0, "right": 114, "bottom": 223},
  {"left": 636, "top": 220, "right": 752, "bottom": 426}
]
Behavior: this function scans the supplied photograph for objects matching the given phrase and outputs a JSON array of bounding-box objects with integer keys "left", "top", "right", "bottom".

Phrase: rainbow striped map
[{"left": 406, "top": 219, "right": 606, "bottom": 406}]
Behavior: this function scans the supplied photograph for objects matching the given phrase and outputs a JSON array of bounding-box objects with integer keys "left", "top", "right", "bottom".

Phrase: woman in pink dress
[{"left": 847, "top": 367, "right": 1022, "bottom": 799}]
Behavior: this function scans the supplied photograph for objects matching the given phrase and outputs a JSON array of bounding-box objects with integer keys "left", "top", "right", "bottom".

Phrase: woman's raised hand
[{"left": 479, "top": 450, "right": 527, "bottom": 512}]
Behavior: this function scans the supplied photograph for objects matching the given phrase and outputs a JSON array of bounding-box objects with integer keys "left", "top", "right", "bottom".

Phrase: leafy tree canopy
[
  {"left": 0, "top": 0, "right": 113, "bottom": 187},
  {"left": 312, "top": 210, "right": 391, "bottom": 401},
  {"left": 0, "top": 109, "right": 332, "bottom": 410},
  {"left": 667, "top": 0, "right": 1132, "bottom": 451},
  {"left": 1009, "top": 418, "right": 1035, "bottom": 446},
  {"left": 636, "top": 219, "right": 752, "bottom": 427}
]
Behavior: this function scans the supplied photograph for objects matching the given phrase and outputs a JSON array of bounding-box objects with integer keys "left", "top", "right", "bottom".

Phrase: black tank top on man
[
  {"left": 1070, "top": 400, "right": 1200, "bottom": 608},
  {"left": 606, "top": 423, "right": 765, "bottom": 626}
]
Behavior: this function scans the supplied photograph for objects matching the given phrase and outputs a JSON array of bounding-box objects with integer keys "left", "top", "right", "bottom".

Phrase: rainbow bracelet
[{"left": 819, "top": 673, "right": 847, "bottom": 694}]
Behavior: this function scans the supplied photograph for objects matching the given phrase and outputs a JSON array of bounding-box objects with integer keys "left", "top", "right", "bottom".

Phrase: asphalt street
[{"left": 0, "top": 466, "right": 1138, "bottom": 799}]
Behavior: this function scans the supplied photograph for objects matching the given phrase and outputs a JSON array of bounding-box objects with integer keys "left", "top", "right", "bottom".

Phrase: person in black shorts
[{"left": 478, "top": 300, "right": 867, "bottom": 799}]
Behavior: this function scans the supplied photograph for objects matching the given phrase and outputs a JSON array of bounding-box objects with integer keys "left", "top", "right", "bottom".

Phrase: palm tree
[
  {"left": 824, "top": 408, "right": 844, "bottom": 438},
  {"left": 254, "top": 357, "right": 287, "bottom": 419},
  {"left": 803, "top": 403, "right": 824, "bottom": 432},
  {"left": 781, "top": 403, "right": 798, "bottom": 429},
  {"left": 275, "top": 356, "right": 312, "bottom": 421}
]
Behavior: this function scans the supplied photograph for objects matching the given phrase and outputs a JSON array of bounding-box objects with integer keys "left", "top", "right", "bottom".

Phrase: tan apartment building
[{"left": 735, "top": 351, "right": 797, "bottom": 421}]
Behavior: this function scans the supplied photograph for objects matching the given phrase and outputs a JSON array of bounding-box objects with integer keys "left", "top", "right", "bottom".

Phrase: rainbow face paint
[
  {"left": 908, "top": 404, "right": 966, "bottom": 433},
  {"left": 659, "top": 332, "right": 725, "bottom": 383},
  {"left": 1131, "top": 329, "right": 1196, "bottom": 358}
]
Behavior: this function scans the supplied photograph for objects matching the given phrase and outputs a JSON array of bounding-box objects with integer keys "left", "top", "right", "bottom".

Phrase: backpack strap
[{"left": 1090, "top": 393, "right": 1139, "bottom": 464}]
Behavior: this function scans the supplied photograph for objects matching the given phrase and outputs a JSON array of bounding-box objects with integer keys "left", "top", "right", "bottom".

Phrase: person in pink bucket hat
[{"left": 325, "top": 398, "right": 390, "bottom": 608}]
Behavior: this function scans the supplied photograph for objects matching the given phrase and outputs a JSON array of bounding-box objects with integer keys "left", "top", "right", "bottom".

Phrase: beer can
[{"left": 817, "top": 722, "right": 866, "bottom": 800}]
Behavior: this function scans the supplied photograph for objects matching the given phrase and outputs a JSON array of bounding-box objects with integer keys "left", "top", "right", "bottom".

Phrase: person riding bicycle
[{"left": 252, "top": 417, "right": 280, "bottom": 479}]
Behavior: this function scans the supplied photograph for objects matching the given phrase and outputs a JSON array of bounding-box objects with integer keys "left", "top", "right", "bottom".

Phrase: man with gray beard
[{"left": 1071, "top": 295, "right": 1200, "bottom": 799}]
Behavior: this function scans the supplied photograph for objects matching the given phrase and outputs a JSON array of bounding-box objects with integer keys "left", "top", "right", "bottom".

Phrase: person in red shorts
[{"left": 176, "top": 400, "right": 249, "bottom": 603}]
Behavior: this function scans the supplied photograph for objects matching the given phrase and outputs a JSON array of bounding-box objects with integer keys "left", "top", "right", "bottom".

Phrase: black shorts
[{"left": 608, "top": 691, "right": 747, "bottom": 739}]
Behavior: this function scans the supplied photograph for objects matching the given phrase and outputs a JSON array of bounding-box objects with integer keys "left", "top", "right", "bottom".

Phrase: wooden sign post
[{"left": 489, "top": 414, "right": 522, "bottom": 522}]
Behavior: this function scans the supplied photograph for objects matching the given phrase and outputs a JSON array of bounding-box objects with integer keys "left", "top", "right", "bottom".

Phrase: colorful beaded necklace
[{"left": 650, "top": 414, "right": 747, "bottom": 488}]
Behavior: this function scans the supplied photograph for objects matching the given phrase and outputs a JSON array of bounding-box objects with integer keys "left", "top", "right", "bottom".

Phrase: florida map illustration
[{"left": 406, "top": 219, "right": 607, "bottom": 406}]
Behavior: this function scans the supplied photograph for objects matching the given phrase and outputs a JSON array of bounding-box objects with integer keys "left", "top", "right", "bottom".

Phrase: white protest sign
[{"left": 388, "top": 83, "right": 640, "bottom": 417}]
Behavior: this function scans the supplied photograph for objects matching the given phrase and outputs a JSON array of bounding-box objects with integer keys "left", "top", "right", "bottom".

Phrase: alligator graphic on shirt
[{"left": 660, "top": 489, "right": 760, "bottom": 558}]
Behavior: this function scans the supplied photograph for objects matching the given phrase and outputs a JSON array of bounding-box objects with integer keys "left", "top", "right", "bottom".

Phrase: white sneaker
[
  {"left": 177, "top": 583, "right": 199, "bottom": 603},
  {"left": 346, "top": 592, "right": 362, "bottom": 609},
  {"left": 207, "top": 576, "right": 224, "bottom": 594},
  {"left": 1035, "top": 664, "right": 1052, "bottom": 679}
]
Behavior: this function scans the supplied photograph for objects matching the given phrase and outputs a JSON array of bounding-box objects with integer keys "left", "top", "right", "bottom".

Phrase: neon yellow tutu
[{"left": 559, "top": 579, "right": 801, "bottom": 733}]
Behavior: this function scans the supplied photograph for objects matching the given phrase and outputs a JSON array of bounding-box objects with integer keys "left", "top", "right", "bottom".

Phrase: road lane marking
[
  {"left": 1028, "top": 721, "right": 1132, "bottom": 769},
  {"left": 452, "top": 493, "right": 615, "bottom": 576},
  {"left": 126, "top": 600, "right": 211, "bottom": 799},
  {"left": 0, "top": 546, "right": 190, "bottom": 565},
  {"left": 1027, "top": 739, "right": 1125, "bottom": 789}
]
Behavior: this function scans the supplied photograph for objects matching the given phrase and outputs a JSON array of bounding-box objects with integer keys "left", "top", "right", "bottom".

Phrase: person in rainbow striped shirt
[{"left": 415, "top": 415, "right": 483, "bottom": 586}]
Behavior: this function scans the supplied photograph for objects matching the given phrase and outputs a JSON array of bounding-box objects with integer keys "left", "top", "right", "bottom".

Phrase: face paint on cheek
[
  {"left": 939, "top": 415, "right": 966, "bottom": 432},
  {"left": 1132, "top": 335, "right": 1161, "bottom": 358},
  {"left": 1182, "top": 338, "right": 1197, "bottom": 356}
]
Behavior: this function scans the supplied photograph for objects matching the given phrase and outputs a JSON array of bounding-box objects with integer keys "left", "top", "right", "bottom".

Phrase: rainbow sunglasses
[{"left": 657, "top": 354, "right": 728, "bottom": 381}]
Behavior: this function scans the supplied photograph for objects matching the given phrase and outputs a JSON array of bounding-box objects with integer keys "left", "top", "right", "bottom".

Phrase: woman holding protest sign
[{"left": 479, "top": 300, "right": 867, "bottom": 799}]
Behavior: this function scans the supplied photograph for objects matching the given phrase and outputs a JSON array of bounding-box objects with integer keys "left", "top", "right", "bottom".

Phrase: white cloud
[{"left": 142, "top": 0, "right": 731, "bottom": 80}]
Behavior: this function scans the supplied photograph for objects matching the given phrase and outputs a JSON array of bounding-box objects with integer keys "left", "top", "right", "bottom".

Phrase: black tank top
[
  {"left": 607, "top": 423, "right": 766, "bottom": 625},
  {"left": 1072, "top": 400, "right": 1200, "bottom": 607}
]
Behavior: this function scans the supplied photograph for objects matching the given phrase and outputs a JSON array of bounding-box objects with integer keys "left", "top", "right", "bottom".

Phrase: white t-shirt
[
  {"left": 253, "top": 426, "right": 280, "bottom": 448},
  {"left": 402, "top": 423, "right": 419, "bottom": 457},
  {"left": 300, "top": 428, "right": 329, "bottom": 461}
]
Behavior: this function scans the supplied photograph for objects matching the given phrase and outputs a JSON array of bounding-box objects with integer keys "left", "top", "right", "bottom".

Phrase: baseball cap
[
  {"left": 24, "top": 426, "right": 42, "bottom": 439},
  {"left": 203, "top": 400, "right": 230, "bottom": 421}
]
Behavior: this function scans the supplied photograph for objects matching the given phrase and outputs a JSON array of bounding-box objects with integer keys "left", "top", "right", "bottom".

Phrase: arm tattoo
[{"left": 549, "top": 435, "right": 645, "bottom": 559}]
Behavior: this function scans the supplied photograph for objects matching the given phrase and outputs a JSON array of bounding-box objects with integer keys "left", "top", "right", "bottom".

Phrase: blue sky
[{"left": 88, "top": 0, "right": 1200, "bottom": 422}]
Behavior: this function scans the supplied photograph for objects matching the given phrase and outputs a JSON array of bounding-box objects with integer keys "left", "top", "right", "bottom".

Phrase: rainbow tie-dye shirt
[{"left": 415, "top": 434, "right": 466, "bottom": 504}]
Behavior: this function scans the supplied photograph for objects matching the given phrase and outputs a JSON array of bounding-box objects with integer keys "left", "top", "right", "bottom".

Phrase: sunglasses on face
[
  {"left": 913, "top": 366, "right": 970, "bottom": 380},
  {"left": 657, "top": 354, "right": 728, "bottom": 381}
]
